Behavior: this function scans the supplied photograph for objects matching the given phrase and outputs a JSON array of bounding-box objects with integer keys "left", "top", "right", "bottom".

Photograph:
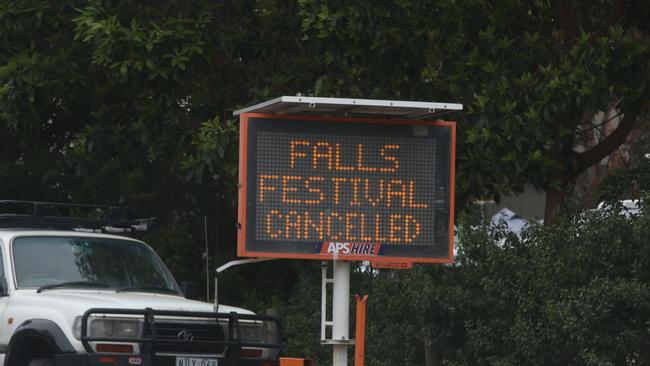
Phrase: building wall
[{"left": 480, "top": 185, "right": 547, "bottom": 220}]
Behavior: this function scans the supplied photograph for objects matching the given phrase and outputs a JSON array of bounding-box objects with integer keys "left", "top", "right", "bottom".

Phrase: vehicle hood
[{"left": 11, "top": 289, "right": 253, "bottom": 315}]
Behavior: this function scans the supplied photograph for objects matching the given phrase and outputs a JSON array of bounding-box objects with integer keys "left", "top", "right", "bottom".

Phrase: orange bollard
[
  {"left": 279, "top": 357, "right": 315, "bottom": 366},
  {"left": 354, "top": 294, "right": 369, "bottom": 366}
]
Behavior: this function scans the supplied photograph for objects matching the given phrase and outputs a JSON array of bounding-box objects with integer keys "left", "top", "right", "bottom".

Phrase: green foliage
[
  {"left": 0, "top": 0, "right": 316, "bottom": 301},
  {"left": 450, "top": 197, "right": 650, "bottom": 365},
  {"left": 598, "top": 160, "right": 650, "bottom": 203},
  {"left": 279, "top": 197, "right": 650, "bottom": 365},
  {"left": 359, "top": 266, "right": 464, "bottom": 366},
  {"left": 280, "top": 263, "right": 332, "bottom": 363},
  {"left": 298, "top": 0, "right": 650, "bottom": 212},
  {"left": 449, "top": 20, "right": 649, "bottom": 205},
  {"left": 3, "top": 0, "right": 650, "bottom": 237},
  {"left": 280, "top": 263, "right": 451, "bottom": 365},
  {"left": 297, "top": 0, "right": 443, "bottom": 99},
  {"left": 181, "top": 117, "right": 238, "bottom": 185},
  {"left": 2, "top": 1, "right": 650, "bottom": 363}
]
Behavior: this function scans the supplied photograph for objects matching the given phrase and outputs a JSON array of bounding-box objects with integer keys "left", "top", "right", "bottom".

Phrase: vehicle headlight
[
  {"left": 240, "top": 321, "right": 278, "bottom": 345},
  {"left": 241, "top": 322, "right": 264, "bottom": 343},
  {"left": 90, "top": 318, "right": 142, "bottom": 338},
  {"left": 72, "top": 316, "right": 142, "bottom": 340}
]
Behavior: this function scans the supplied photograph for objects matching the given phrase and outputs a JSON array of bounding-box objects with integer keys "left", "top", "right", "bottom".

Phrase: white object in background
[{"left": 491, "top": 208, "right": 529, "bottom": 235}]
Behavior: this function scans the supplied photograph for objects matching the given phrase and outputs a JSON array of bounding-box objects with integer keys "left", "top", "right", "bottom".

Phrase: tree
[
  {"left": 3, "top": 2, "right": 650, "bottom": 363},
  {"left": 450, "top": 189, "right": 650, "bottom": 365},
  {"left": 0, "top": 0, "right": 314, "bottom": 300},
  {"left": 297, "top": 0, "right": 650, "bottom": 222},
  {"left": 4, "top": 0, "right": 649, "bottom": 266}
]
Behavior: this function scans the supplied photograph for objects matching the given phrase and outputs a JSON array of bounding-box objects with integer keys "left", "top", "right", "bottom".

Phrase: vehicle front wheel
[{"left": 27, "top": 359, "right": 55, "bottom": 366}]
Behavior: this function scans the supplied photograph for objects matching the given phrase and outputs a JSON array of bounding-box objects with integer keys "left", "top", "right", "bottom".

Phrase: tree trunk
[
  {"left": 544, "top": 108, "right": 642, "bottom": 224},
  {"left": 544, "top": 173, "right": 576, "bottom": 225},
  {"left": 544, "top": 186, "right": 565, "bottom": 225}
]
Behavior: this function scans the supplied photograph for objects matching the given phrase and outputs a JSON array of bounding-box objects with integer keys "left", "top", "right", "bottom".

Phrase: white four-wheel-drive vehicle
[{"left": 0, "top": 201, "right": 282, "bottom": 366}]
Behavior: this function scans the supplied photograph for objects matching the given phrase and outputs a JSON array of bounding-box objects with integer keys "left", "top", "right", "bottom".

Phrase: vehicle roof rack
[{"left": 0, "top": 200, "right": 156, "bottom": 233}]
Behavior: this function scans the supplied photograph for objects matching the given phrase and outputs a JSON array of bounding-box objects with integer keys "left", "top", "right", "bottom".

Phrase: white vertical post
[
  {"left": 321, "top": 262, "right": 328, "bottom": 341},
  {"left": 332, "top": 260, "right": 350, "bottom": 366}
]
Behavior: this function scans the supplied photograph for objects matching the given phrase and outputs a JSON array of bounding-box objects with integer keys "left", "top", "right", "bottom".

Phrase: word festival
[{"left": 256, "top": 139, "right": 434, "bottom": 245}]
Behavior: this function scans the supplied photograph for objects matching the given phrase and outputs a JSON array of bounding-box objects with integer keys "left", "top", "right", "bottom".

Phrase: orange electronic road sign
[{"left": 237, "top": 113, "right": 456, "bottom": 263}]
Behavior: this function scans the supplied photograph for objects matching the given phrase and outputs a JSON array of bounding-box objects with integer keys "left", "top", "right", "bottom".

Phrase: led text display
[{"left": 239, "top": 114, "right": 455, "bottom": 263}]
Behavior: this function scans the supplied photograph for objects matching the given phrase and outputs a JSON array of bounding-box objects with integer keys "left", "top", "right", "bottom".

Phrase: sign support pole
[{"left": 332, "top": 260, "right": 351, "bottom": 366}]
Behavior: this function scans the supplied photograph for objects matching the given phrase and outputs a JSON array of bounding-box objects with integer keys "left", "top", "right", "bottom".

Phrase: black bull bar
[{"left": 78, "top": 307, "right": 282, "bottom": 359}]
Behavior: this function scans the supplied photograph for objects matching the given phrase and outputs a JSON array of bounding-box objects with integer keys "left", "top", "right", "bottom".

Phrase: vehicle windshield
[{"left": 13, "top": 236, "right": 180, "bottom": 293}]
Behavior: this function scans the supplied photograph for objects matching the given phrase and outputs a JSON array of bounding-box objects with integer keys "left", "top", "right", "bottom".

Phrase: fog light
[
  {"left": 240, "top": 348, "right": 263, "bottom": 358},
  {"left": 96, "top": 343, "right": 134, "bottom": 353}
]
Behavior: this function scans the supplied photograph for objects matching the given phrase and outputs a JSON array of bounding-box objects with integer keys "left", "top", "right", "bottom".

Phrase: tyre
[{"left": 27, "top": 359, "right": 55, "bottom": 366}]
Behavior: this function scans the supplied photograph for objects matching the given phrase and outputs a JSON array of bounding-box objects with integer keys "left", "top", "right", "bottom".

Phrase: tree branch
[
  {"left": 575, "top": 112, "right": 622, "bottom": 136},
  {"left": 575, "top": 108, "right": 639, "bottom": 174}
]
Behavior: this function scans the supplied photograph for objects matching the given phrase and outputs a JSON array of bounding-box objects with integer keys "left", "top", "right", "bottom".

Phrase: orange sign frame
[{"left": 237, "top": 113, "right": 456, "bottom": 264}]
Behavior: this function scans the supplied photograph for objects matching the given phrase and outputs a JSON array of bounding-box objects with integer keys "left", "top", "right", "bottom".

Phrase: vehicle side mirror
[{"left": 179, "top": 281, "right": 199, "bottom": 300}]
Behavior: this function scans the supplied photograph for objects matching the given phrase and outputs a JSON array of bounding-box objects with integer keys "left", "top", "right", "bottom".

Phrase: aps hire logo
[{"left": 321, "top": 241, "right": 381, "bottom": 257}]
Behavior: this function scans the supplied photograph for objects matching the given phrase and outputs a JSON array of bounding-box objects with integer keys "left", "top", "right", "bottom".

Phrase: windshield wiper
[
  {"left": 116, "top": 286, "right": 179, "bottom": 295},
  {"left": 37, "top": 281, "right": 110, "bottom": 293}
]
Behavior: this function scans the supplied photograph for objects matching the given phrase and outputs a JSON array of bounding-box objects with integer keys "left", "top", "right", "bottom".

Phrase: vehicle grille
[{"left": 153, "top": 320, "right": 227, "bottom": 355}]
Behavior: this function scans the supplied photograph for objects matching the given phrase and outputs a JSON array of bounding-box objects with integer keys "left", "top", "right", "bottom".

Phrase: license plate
[{"left": 175, "top": 357, "right": 219, "bottom": 366}]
